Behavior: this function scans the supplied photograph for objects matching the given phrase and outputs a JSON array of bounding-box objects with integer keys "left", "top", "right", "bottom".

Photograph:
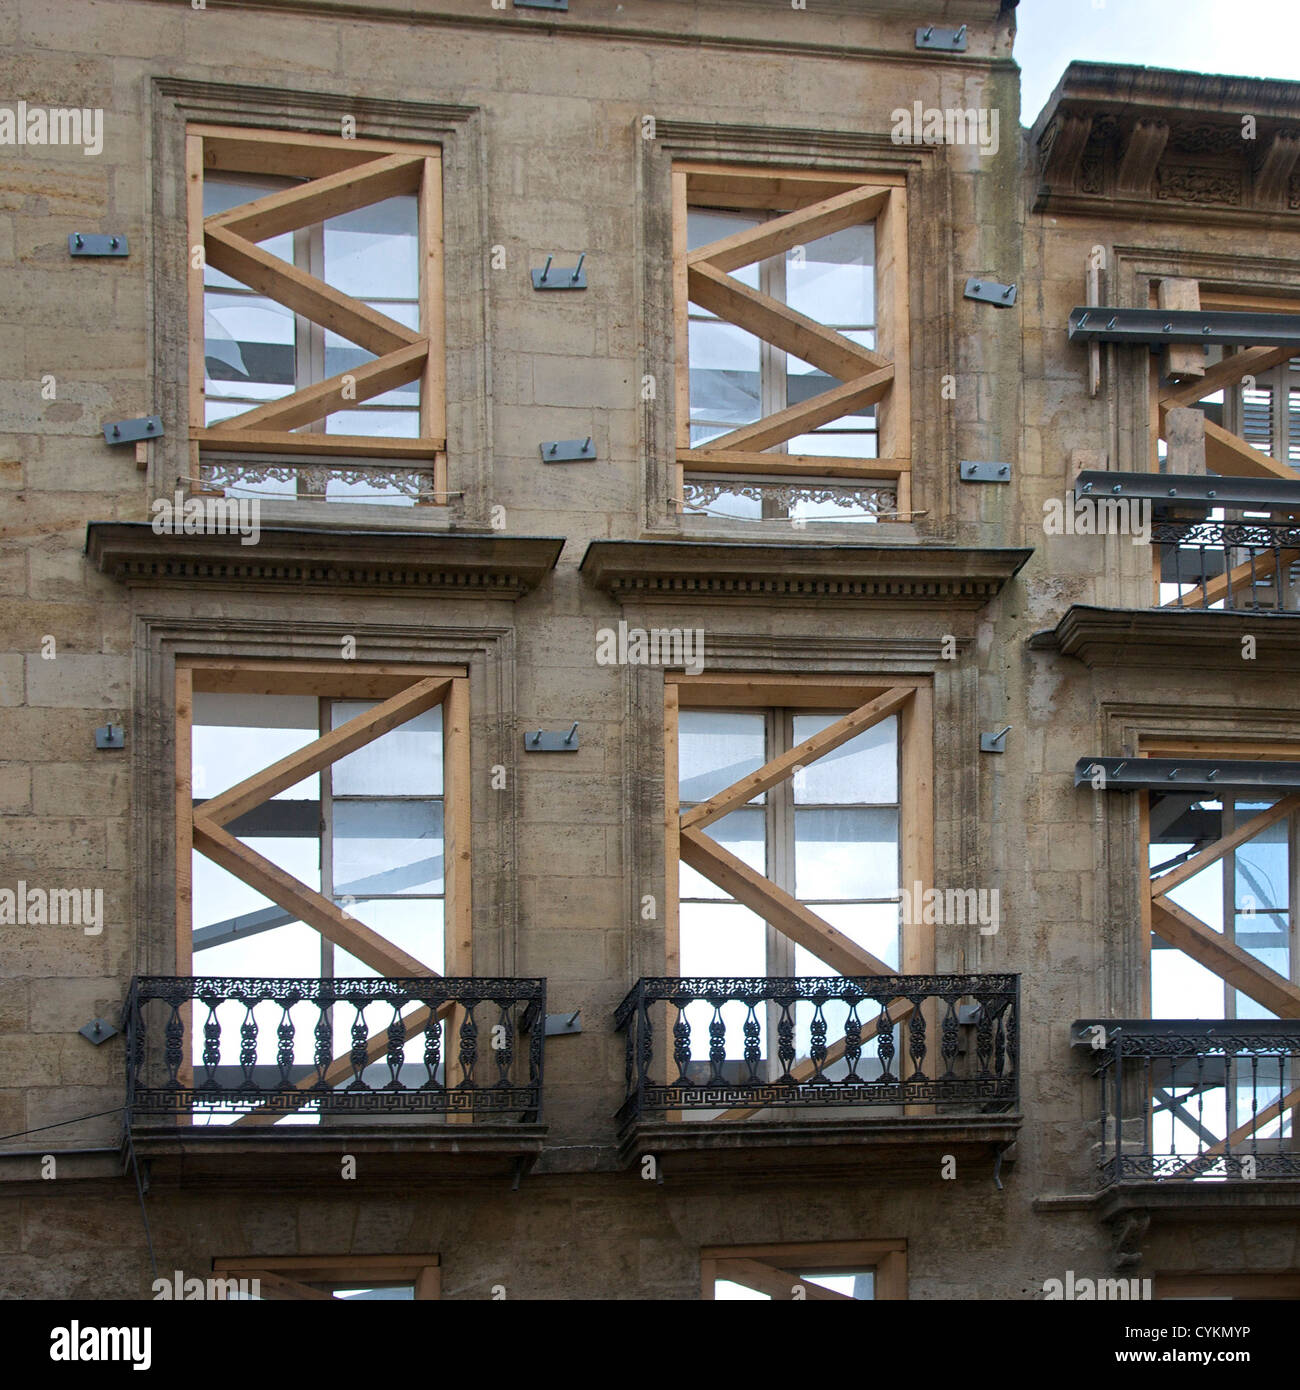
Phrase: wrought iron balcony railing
[
  {"left": 614, "top": 975, "right": 1019, "bottom": 1128},
  {"left": 1156, "top": 518, "right": 1300, "bottom": 612},
  {"left": 124, "top": 976, "right": 545, "bottom": 1125},
  {"left": 1082, "top": 1020, "right": 1300, "bottom": 1184}
]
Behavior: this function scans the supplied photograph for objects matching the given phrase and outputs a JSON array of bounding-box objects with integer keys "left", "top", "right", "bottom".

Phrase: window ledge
[
  {"left": 85, "top": 522, "right": 564, "bottom": 598},
  {"left": 581, "top": 540, "right": 1031, "bottom": 608},
  {"left": 1030, "top": 603, "right": 1300, "bottom": 669}
]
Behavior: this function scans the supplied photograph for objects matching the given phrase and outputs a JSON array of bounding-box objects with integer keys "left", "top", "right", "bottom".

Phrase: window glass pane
[
  {"left": 687, "top": 210, "right": 761, "bottom": 289},
  {"left": 689, "top": 319, "right": 761, "bottom": 428},
  {"left": 1151, "top": 943, "right": 1226, "bottom": 1019},
  {"left": 332, "top": 800, "right": 443, "bottom": 896},
  {"left": 332, "top": 898, "right": 444, "bottom": 976},
  {"left": 203, "top": 294, "right": 295, "bottom": 405},
  {"left": 784, "top": 429, "right": 878, "bottom": 460},
  {"left": 679, "top": 901, "right": 766, "bottom": 977},
  {"left": 795, "top": 901, "right": 901, "bottom": 974},
  {"left": 202, "top": 176, "right": 295, "bottom": 276},
  {"left": 679, "top": 902, "right": 767, "bottom": 1060},
  {"left": 799, "top": 1271, "right": 874, "bottom": 1300},
  {"left": 324, "top": 409, "right": 419, "bottom": 439},
  {"left": 679, "top": 808, "right": 765, "bottom": 899},
  {"left": 329, "top": 1286, "right": 416, "bottom": 1300},
  {"left": 785, "top": 223, "right": 875, "bottom": 325},
  {"left": 323, "top": 196, "right": 418, "bottom": 300},
  {"left": 678, "top": 711, "right": 766, "bottom": 803},
  {"left": 330, "top": 702, "right": 442, "bottom": 796},
  {"left": 792, "top": 713, "right": 897, "bottom": 804},
  {"left": 715, "top": 1280, "right": 770, "bottom": 1300},
  {"left": 192, "top": 693, "right": 320, "bottom": 800},
  {"left": 794, "top": 807, "right": 899, "bottom": 899}
]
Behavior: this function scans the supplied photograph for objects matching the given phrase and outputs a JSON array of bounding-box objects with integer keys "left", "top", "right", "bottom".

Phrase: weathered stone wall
[{"left": 1, "top": 0, "right": 1296, "bottom": 1299}]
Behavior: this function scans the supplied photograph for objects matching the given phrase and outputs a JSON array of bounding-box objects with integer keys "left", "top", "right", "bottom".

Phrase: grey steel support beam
[
  {"left": 1075, "top": 757, "right": 1300, "bottom": 793},
  {"left": 1068, "top": 307, "right": 1300, "bottom": 348},
  {"left": 1074, "top": 470, "right": 1300, "bottom": 511}
]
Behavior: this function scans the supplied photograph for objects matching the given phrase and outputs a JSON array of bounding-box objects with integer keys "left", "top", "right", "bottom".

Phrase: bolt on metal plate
[
  {"left": 915, "top": 24, "right": 967, "bottom": 51},
  {"left": 69, "top": 233, "right": 128, "bottom": 257},
  {"left": 540, "top": 437, "right": 596, "bottom": 463},
  {"left": 544, "top": 1012, "right": 582, "bottom": 1036},
  {"left": 965, "top": 277, "right": 1017, "bottom": 306},
  {"left": 79, "top": 1018, "right": 120, "bottom": 1046},
  {"left": 960, "top": 461, "right": 1011, "bottom": 484},
  {"left": 524, "top": 723, "right": 580, "bottom": 752},
  {"left": 103, "top": 416, "right": 163, "bottom": 445},
  {"left": 531, "top": 254, "right": 586, "bottom": 289},
  {"left": 94, "top": 724, "right": 124, "bottom": 750},
  {"left": 980, "top": 726, "right": 1012, "bottom": 753}
]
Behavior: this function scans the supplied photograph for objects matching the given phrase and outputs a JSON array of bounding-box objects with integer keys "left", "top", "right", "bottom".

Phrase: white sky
[{"left": 1015, "top": 0, "right": 1300, "bottom": 127}]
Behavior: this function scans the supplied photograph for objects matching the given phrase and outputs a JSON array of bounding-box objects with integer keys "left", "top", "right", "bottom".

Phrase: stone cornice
[
  {"left": 1030, "top": 604, "right": 1300, "bottom": 670},
  {"left": 581, "top": 540, "right": 1031, "bottom": 607},
  {"left": 85, "top": 522, "right": 563, "bottom": 598},
  {"left": 1030, "top": 61, "right": 1300, "bottom": 224}
]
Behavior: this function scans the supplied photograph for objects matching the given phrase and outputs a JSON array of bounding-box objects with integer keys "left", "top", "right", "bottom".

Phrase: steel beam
[
  {"left": 1075, "top": 757, "right": 1300, "bottom": 793},
  {"left": 1068, "top": 307, "right": 1300, "bottom": 347},
  {"left": 1075, "top": 470, "right": 1300, "bottom": 512}
]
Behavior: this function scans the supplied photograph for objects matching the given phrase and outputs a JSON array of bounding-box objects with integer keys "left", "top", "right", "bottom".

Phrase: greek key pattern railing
[
  {"left": 1156, "top": 519, "right": 1300, "bottom": 611},
  {"left": 614, "top": 975, "right": 1018, "bottom": 1127},
  {"left": 124, "top": 976, "right": 545, "bottom": 1122},
  {"left": 1090, "top": 1022, "right": 1300, "bottom": 1184}
]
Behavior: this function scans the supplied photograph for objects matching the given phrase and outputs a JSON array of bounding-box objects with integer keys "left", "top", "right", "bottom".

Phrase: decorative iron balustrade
[
  {"left": 1155, "top": 518, "right": 1300, "bottom": 612},
  {"left": 614, "top": 975, "right": 1018, "bottom": 1127},
  {"left": 1087, "top": 1021, "right": 1300, "bottom": 1184},
  {"left": 124, "top": 976, "right": 545, "bottom": 1124},
  {"left": 198, "top": 456, "right": 441, "bottom": 505}
]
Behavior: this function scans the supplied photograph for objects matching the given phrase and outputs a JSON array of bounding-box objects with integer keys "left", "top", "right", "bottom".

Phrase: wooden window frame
[
  {"left": 701, "top": 1240, "right": 906, "bottom": 1301},
  {"left": 187, "top": 125, "right": 447, "bottom": 500},
  {"left": 665, "top": 674, "right": 933, "bottom": 1120},
  {"left": 671, "top": 164, "right": 911, "bottom": 516},
  {"left": 174, "top": 658, "right": 472, "bottom": 1126},
  {"left": 212, "top": 1254, "right": 440, "bottom": 1301}
]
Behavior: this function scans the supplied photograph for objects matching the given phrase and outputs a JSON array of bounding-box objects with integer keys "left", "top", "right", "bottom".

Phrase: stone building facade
[{"left": 1, "top": 0, "right": 1298, "bottom": 1300}]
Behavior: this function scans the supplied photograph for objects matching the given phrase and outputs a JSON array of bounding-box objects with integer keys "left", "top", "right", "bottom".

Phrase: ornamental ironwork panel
[
  {"left": 1154, "top": 518, "right": 1300, "bottom": 612},
  {"left": 123, "top": 976, "right": 545, "bottom": 1124},
  {"left": 1087, "top": 1022, "right": 1300, "bottom": 1186},
  {"left": 613, "top": 975, "right": 1019, "bottom": 1128}
]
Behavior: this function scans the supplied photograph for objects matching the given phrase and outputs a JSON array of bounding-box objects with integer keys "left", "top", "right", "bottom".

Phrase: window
[
  {"left": 664, "top": 676, "right": 932, "bottom": 1096},
  {"left": 188, "top": 127, "right": 446, "bottom": 505},
  {"left": 173, "top": 660, "right": 471, "bottom": 1125},
  {"left": 701, "top": 1241, "right": 906, "bottom": 1300},
  {"left": 211, "top": 1255, "right": 440, "bottom": 1300},
  {"left": 1142, "top": 744, "right": 1297, "bottom": 1022},
  {"left": 1136, "top": 741, "right": 1298, "bottom": 1170},
  {"left": 678, "top": 706, "right": 901, "bottom": 982},
  {"left": 672, "top": 166, "right": 910, "bottom": 524}
]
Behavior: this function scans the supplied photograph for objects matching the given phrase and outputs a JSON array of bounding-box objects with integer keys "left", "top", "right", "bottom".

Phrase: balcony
[
  {"left": 1155, "top": 517, "right": 1300, "bottom": 613},
  {"left": 1031, "top": 472, "right": 1300, "bottom": 670},
  {"left": 614, "top": 975, "right": 1021, "bottom": 1180},
  {"left": 124, "top": 975, "right": 547, "bottom": 1183},
  {"left": 1073, "top": 1019, "right": 1300, "bottom": 1228}
]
